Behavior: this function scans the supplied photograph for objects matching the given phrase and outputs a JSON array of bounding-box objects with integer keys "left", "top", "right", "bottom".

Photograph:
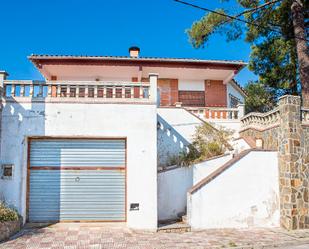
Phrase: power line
[{"left": 174, "top": 0, "right": 309, "bottom": 42}]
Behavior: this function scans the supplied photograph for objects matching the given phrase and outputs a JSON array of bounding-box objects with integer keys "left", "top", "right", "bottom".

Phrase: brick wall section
[
  {"left": 205, "top": 80, "right": 227, "bottom": 107},
  {"left": 158, "top": 79, "right": 178, "bottom": 106}
]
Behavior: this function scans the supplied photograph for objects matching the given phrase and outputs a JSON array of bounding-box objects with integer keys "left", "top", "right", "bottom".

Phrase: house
[{"left": 0, "top": 47, "right": 246, "bottom": 230}]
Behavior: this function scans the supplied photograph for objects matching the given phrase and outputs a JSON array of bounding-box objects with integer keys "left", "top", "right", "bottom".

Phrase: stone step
[
  {"left": 182, "top": 215, "right": 187, "bottom": 223},
  {"left": 157, "top": 222, "right": 191, "bottom": 233}
]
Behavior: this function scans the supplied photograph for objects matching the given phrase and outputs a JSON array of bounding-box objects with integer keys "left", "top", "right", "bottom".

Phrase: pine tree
[{"left": 184, "top": 0, "right": 309, "bottom": 105}]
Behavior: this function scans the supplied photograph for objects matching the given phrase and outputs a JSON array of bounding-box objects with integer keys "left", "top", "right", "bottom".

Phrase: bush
[
  {"left": 176, "top": 123, "right": 232, "bottom": 166},
  {"left": 0, "top": 202, "right": 19, "bottom": 222}
]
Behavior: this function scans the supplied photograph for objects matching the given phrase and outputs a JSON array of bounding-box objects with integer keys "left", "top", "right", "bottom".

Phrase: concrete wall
[
  {"left": 0, "top": 101, "right": 157, "bottom": 230},
  {"left": 157, "top": 154, "right": 231, "bottom": 221},
  {"left": 157, "top": 108, "right": 204, "bottom": 167},
  {"left": 193, "top": 154, "right": 232, "bottom": 184},
  {"left": 158, "top": 166, "right": 193, "bottom": 221},
  {"left": 207, "top": 120, "right": 242, "bottom": 138},
  {"left": 188, "top": 151, "right": 279, "bottom": 229}
]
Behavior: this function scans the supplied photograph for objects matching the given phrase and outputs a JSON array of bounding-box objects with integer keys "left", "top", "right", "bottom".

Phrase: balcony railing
[
  {"left": 186, "top": 107, "right": 242, "bottom": 120},
  {"left": 240, "top": 107, "right": 280, "bottom": 130},
  {"left": 1, "top": 80, "right": 151, "bottom": 103}
]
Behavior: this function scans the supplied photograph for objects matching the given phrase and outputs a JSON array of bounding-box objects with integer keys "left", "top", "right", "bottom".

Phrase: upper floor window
[{"left": 229, "top": 94, "right": 242, "bottom": 108}]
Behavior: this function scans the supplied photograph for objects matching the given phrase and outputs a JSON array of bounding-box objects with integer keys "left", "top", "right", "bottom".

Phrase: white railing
[
  {"left": 2, "top": 80, "right": 151, "bottom": 102},
  {"left": 240, "top": 107, "right": 280, "bottom": 130},
  {"left": 186, "top": 107, "right": 240, "bottom": 120},
  {"left": 301, "top": 108, "right": 309, "bottom": 124}
]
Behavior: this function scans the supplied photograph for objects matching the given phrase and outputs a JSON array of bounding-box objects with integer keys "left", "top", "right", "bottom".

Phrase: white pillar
[
  {"left": 149, "top": 73, "right": 158, "bottom": 105},
  {"left": 237, "top": 103, "right": 245, "bottom": 119},
  {"left": 0, "top": 71, "right": 8, "bottom": 88}
]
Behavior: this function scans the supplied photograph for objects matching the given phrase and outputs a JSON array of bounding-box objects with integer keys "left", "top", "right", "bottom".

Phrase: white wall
[
  {"left": 193, "top": 154, "right": 232, "bottom": 184},
  {"left": 158, "top": 166, "right": 193, "bottom": 221},
  {"left": 178, "top": 79, "right": 205, "bottom": 91},
  {"left": 188, "top": 151, "right": 279, "bottom": 229},
  {"left": 227, "top": 82, "right": 245, "bottom": 108},
  {"left": 0, "top": 101, "right": 157, "bottom": 230},
  {"left": 157, "top": 154, "right": 232, "bottom": 221},
  {"left": 207, "top": 120, "right": 242, "bottom": 138},
  {"left": 157, "top": 108, "right": 204, "bottom": 167}
]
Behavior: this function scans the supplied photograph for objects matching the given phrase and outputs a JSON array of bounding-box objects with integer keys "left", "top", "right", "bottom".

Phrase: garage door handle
[{"left": 75, "top": 177, "right": 80, "bottom": 182}]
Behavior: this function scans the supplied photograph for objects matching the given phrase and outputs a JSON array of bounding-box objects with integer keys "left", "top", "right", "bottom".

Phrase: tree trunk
[{"left": 291, "top": 0, "right": 309, "bottom": 107}]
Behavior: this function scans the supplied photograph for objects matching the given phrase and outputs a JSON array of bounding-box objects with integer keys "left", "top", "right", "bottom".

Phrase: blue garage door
[{"left": 28, "top": 139, "right": 126, "bottom": 222}]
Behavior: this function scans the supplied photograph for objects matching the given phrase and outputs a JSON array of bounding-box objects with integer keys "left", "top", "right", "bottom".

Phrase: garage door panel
[
  {"left": 28, "top": 139, "right": 126, "bottom": 222},
  {"left": 30, "top": 140, "right": 125, "bottom": 167}
]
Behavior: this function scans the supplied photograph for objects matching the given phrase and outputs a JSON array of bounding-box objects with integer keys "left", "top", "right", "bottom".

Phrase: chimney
[{"left": 129, "top": 46, "right": 140, "bottom": 58}]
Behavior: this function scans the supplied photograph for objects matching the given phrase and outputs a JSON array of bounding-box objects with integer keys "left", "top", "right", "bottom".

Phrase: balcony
[
  {"left": 186, "top": 105, "right": 244, "bottom": 121},
  {"left": 1, "top": 79, "right": 157, "bottom": 104}
]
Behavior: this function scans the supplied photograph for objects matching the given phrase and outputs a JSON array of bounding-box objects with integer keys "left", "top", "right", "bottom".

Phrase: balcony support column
[{"left": 149, "top": 73, "right": 159, "bottom": 105}]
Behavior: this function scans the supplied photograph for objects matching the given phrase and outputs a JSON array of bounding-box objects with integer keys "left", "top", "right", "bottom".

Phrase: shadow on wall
[
  {"left": 157, "top": 114, "right": 190, "bottom": 167},
  {"left": 0, "top": 84, "right": 46, "bottom": 222}
]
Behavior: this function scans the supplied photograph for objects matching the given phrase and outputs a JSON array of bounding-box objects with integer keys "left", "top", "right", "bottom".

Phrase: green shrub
[
  {"left": 175, "top": 123, "right": 232, "bottom": 166},
  {"left": 0, "top": 202, "right": 19, "bottom": 222}
]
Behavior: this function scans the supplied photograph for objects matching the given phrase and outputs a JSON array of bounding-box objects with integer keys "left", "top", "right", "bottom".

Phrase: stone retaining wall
[
  {"left": 239, "top": 126, "right": 279, "bottom": 150},
  {"left": 240, "top": 95, "right": 309, "bottom": 230},
  {"left": 0, "top": 219, "right": 21, "bottom": 242}
]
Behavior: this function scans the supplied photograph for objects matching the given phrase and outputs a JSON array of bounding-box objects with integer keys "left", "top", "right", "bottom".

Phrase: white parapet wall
[
  {"left": 158, "top": 166, "right": 193, "bottom": 221},
  {"left": 188, "top": 151, "right": 279, "bottom": 229},
  {"left": 0, "top": 101, "right": 157, "bottom": 230},
  {"left": 157, "top": 154, "right": 233, "bottom": 221},
  {"left": 193, "top": 154, "right": 233, "bottom": 184},
  {"left": 157, "top": 108, "right": 204, "bottom": 167}
]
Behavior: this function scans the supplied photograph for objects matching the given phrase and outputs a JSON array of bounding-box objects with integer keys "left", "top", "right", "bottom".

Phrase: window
[
  {"left": 1, "top": 164, "right": 14, "bottom": 180},
  {"left": 229, "top": 94, "right": 241, "bottom": 108}
]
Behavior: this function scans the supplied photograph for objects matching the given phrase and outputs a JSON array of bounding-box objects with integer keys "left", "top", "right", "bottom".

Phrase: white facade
[
  {"left": 157, "top": 108, "right": 204, "bottom": 166},
  {"left": 188, "top": 151, "right": 279, "bottom": 229},
  {"left": 157, "top": 167, "right": 193, "bottom": 221},
  {"left": 0, "top": 101, "right": 158, "bottom": 230},
  {"left": 157, "top": 154, "right": 233, "bottom": 221},
  {"left": 178, "top": 79, "right": 205, "bottom": 91}
]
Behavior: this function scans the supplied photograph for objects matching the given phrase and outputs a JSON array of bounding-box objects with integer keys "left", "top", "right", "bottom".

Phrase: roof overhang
[{"left": 28, "top": 55, "right": 247, "bottom": 84}]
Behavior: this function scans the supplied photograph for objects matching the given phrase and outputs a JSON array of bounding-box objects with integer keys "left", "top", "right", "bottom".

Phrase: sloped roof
[{"left": 28, "top": 54, "right": 246, "bottom": 65}]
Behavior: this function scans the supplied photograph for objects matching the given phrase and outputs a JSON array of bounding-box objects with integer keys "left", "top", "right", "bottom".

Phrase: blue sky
[{"left": 0, "top": 0, "right": 257, "bottom": 86}]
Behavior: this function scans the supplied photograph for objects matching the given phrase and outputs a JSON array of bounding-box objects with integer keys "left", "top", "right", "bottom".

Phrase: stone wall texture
[
  {"left": 239, "top": 126, "right": 279, "bottom": 151},
  {"left": 240, "top": 95, "right": 309, "bottom": 230},
  {"left": 0, "top": 220, "right": 21, "bottom": 242}
]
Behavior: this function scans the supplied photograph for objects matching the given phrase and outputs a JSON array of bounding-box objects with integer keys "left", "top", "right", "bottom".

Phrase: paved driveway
[{"left": 1, "top": 223, "right": 309, "bottom": 249}]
